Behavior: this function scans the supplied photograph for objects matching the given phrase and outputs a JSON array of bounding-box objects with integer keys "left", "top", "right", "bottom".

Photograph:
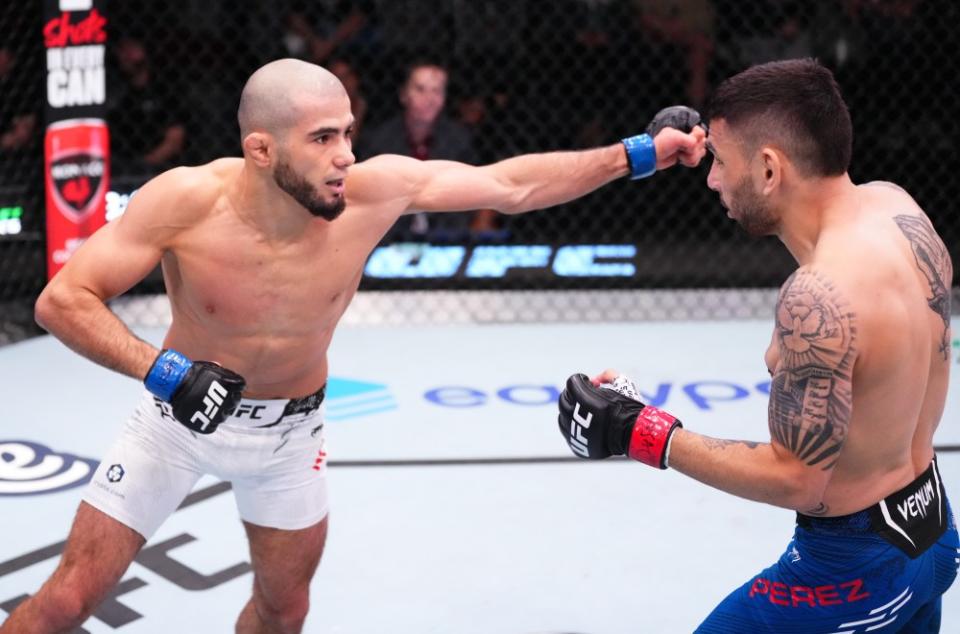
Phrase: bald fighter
[
  {"left": 558, "top": 59, "right": 958, "bottom": 631},
  {"left": 0, "top": 59, "right": 704, "bottom": 633}
]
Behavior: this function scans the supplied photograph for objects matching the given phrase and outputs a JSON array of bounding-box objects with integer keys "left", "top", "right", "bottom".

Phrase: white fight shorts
[{"left": 83, "top": 388, "right": 328, "bottom": 539}]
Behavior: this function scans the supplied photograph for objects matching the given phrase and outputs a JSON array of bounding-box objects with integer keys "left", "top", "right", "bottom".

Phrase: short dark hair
[
  {"left": 402, "top": 58, "right": 447, "bottom": 86},
  {"left": 707, "top": 58, "right": 852, "bottom": 177}
]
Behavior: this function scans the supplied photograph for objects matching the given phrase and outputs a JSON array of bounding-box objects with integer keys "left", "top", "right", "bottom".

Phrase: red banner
[
  {"left": 44, "top": 119, "right": 110, "bottom": 275},
  {"left": 43, "top": 0, "right": 109, "bottom": 279}
]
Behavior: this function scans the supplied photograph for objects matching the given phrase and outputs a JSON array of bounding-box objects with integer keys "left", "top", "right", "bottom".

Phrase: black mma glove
[
  {"left": 622, "top": 105, "right": 704, "bottom": 179},
  {"left": 646, "top": 105, "right": 704, "bottom": 137},
  {"left": 558, "top": 373, "right": 682, "bottom": 468},
  {"left": 144, "top": 349, "right": 246, "bottom": 434}
]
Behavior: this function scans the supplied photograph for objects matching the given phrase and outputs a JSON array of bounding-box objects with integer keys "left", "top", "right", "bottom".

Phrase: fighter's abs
[{"left": 162, "top": 257, "right": 358, "bottom": 397}]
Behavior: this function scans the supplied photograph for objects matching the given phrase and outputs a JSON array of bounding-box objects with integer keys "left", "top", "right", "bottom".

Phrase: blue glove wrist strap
[
  {"left": 621, "top": 133, "right": 656, "bottom": 180},
  {"left": 144, "top": 349, "right": 193, "bottom": 401}
]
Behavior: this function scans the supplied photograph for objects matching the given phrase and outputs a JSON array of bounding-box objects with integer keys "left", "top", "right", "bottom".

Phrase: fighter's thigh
[
  {"left": 230, "top": 422, "right": 329, "bottom": 534},
  {"left": 84, "top": 397, "right": 203, "bottom": 539},
  {"left": 695, "top": 548, "right": 934, "bottom": 633},
  {"left": 49, "top": 501, "right": 145, "bottom": 599},
  {"left": 243, "top": 516, "right": 329, "bottom": 601}
]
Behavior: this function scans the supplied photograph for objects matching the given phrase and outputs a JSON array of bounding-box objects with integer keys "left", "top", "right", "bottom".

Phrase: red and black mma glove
[
  {"left": 144, "top": 349, "right": 246, "bottom": 434},
  {"left": 557, "top": 373, "right": 682, "bottom": 468}
]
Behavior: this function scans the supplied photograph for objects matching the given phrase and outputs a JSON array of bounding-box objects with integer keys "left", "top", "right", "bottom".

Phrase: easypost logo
[
  {"left": 0, "top": 440, "right": 98, "bottom": 496},
  {"left": 325, "top": 377, "right": 397, "bottom": 421},
  {"left": 424, "top": 378, "right": 774, "bottom": 411}
]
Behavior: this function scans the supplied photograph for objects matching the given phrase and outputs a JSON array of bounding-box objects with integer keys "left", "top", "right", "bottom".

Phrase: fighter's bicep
[
  {"left": 346, "top": 155, "right": 425, "bottom": 214},
  {"left": 350, "top": 155, "right": 511, "bottom": 214},
  {"left": 53, "top": 169, "right": 196, "bottom": 299},
  {"left": 410, "top": 162, "right": 512, "bottom": 213},
  {"left": 767, "top": 268, "right": 858, "bottom": 470},
  {"left": 57, "top": 216, "right": 164, "bottom": 301}
]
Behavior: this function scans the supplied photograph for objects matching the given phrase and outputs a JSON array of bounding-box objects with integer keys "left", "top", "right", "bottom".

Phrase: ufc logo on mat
[
  {"left": 191, "top": 381, "right": 227, "bottom": 431},
  {"left": 569, "top": 403, "right": 592, "bottom": 457}
]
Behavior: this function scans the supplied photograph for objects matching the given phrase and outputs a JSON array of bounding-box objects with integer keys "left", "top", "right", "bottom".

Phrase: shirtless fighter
[
  {"left": 557, "top": 58, "right": 958, "bottom": 631},
  {"left": 0, "top": 58, "right": 704, "bottom": 633}
]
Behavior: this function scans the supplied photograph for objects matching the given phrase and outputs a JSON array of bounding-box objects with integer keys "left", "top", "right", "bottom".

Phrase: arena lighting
[
  {"left": 365, "top": 243, "right": 637, "bottom": 278},
  {"left": 0, "top": 206, "right": 24, "bottom": 236}
]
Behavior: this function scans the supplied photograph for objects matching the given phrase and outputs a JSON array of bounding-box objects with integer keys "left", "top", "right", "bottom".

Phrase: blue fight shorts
[{"left": 697, "top": 458, "right": 959, "bottom": 633}]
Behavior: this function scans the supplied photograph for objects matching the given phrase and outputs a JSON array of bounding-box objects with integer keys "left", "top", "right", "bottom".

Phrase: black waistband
[
  {"left": 281, "top": 384, "right": 326, "bottom": 417},
  {"left": 254, "top": 384, "right": 326, "bottom": 428},
  {"left": 796, "top": 508, "right": 873, "bottom": 532},
  {"left": 796, "top": 457, "right": 948, "bottom": 558}
]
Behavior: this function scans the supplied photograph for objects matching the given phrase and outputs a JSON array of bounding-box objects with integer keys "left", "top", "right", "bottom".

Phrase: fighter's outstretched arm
[
  {"left": 350, "top": 126, "right": 705, "bottom": 215},
  {"left": 34, "top": 167, "right": 206, "bottom": 380},
  {"left": 558, "top": 267, "right": 857, "bottom": 513}
]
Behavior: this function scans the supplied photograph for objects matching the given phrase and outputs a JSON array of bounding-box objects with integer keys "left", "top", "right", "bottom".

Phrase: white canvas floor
[{"left": 2, "top": 318, "right": 959, "bottom": 633}]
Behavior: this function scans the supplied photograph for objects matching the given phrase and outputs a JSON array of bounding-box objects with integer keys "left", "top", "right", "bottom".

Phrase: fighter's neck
[
  {"left": 230, "top": 164, "right": 320, "bottom": 240},
  {"left": 777, "top": 174, "right": 857, "bottom": 265}
]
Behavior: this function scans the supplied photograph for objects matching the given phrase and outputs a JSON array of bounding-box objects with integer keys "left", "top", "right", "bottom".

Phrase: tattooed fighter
[{"left": 557, "top": 59, "right": 958, "bottom": 632}]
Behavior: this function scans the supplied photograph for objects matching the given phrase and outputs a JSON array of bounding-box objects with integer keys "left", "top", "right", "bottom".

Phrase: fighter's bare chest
[{"left": 166, "top": 232, "right": 368, "bottom": 332}]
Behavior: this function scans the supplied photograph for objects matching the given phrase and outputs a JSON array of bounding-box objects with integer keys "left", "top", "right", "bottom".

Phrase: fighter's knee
[
  {"left": 255, "top": 590, "right": 310, "bottom": 632},
  {"left": 45, "top": 562, "right": 113, "bottom": 623},
  {"left": 38, "top": 581, "right": 100, "bottom": 628}
]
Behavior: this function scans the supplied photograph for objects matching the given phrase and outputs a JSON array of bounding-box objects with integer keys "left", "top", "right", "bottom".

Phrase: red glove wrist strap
[{"left": 627, "top": 405, "right": 681, "bottom": 469}]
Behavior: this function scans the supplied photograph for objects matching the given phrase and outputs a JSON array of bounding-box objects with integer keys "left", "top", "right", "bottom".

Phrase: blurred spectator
[
  {"left": 572, "top": 0, "right": 643, "bottom": 147},
  {"left": 632, "top": 0, "right": 715, "bottom": 108},
  {"left": 0, "top": 45, "right": 39, "bottom": 187},
  {"left": 451, "top": 0, "right": 526, "bottom": 90},
  {"left": 455, "top": 87, "right": 523, "bottom": 241},
  {"left": 374, "top": 0, "right": 452, "bottom": 66},
  {"left": 728, "top": 1, "right": 813, "bottom": 67},
  {"left": 359, "top": 60, "right": 480, "bottom": 242},
  {"left": 108, "top": 36, "right": 188, "bottom": 177},
  {"left": 521, "top": 1, "right": 646, "bottom": 151},
  {"left": 281, "top": 0, "right": 376, "bottom": 66},
  {"left": 328, "top": 57, "right": 368, "bottom": 147},
  {"left": 844, "top": 0, "right": 922, "bottom": 20},
  {"left": 838, "top": 0, "right": 944, "bottom": 184}
]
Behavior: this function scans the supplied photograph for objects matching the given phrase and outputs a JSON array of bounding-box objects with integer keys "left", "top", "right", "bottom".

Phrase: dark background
[{"left": 2, "top": 0, "right": 958, "bottom": 337}]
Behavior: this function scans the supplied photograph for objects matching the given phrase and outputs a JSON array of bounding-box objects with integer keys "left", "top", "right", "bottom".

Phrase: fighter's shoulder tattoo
[
  {"left": 893, "top": 213, "right": 953, "bottom": 360},
  {"left": 768, "top": 269, "right": 856, "bottom": 470}
]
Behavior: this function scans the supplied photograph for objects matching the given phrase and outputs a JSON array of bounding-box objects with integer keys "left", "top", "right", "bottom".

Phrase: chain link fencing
[
  {"left": 1, "top": 1, "right": 45, "bottom": 342},
  {"left": 1, "top": 0, "right": 958, "bottom": 341}
]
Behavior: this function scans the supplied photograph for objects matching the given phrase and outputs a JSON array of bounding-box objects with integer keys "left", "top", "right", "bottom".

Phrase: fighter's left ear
[
  {"left": 759, "top": 147, "right": 782, "bottom": 195},
  {"left": 242, "top": 131, "right": 273, "bottom": 167}
]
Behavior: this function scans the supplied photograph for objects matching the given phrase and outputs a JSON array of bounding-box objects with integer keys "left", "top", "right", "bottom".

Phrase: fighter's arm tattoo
[
  {"left": 768, "top": 270, "right": 857, "bottom": 471},
  {"left": 894, "top": 214, "right": 953, "bottom": 360}
]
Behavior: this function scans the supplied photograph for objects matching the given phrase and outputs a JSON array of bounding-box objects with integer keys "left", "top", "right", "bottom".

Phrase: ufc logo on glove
[
  {"left": 558, "top": 373, "right": 681, "bottom": 467},
  {"left": 144, "top": 349, "right": 246, "bottom": 434},
  {"left": 568, "top": 403, "right": 593, "bottom": 458},
  {"left": 190, "top": 381, "right": 228, "bottom": 431}
]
